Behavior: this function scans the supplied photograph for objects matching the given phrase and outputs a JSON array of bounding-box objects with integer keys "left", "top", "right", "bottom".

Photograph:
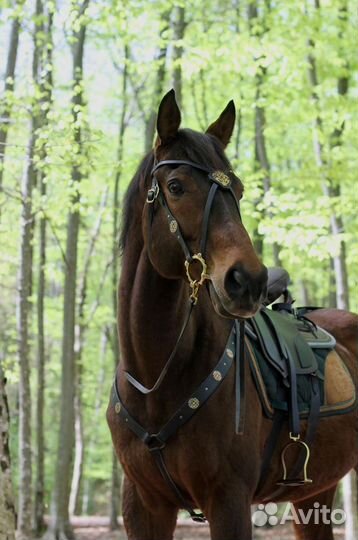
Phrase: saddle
[{"left": 250, "top": 268, "right": 356, "bottom": 488}]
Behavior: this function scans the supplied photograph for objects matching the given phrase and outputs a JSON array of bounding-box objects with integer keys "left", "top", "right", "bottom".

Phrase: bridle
[
  {"left": 117, "top": 158, "right": 247, "bottom": 521},
  {"left": 124, "top": 158, "right": 243, "bottom": 394},
  {"left": 147, "top": 159, "right": 242, "bottom": 304}
]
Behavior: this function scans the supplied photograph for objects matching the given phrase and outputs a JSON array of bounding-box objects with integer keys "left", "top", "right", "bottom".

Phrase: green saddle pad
[{"left": 246, "top": 307, "right": 356, "bottom": 418}]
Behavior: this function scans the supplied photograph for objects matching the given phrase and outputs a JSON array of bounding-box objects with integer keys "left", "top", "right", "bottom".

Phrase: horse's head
[{"left": 143, "top": 90, "right": 267, "bottom": 318}]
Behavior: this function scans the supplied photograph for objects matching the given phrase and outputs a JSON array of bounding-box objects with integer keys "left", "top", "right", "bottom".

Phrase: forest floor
[{"left": 57, "top": 517, "right": 345, "bottom": 540}]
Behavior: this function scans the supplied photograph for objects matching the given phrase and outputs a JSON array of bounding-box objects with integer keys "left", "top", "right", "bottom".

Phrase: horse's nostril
[
  {"left": 227, "top": 268, "right": 246, "bottom": 295},
  {"left": 232, "top": 270, "right": 241, "bottom": 285}
]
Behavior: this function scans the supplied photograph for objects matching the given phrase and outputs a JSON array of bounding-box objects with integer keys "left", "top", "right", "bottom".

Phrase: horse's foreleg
[
  {"left": 122, "top": 475, "right": 178, "bottom": 540},
  {"left": 206, "top": 487, "right": 253, "bottom": 540},
  {"left": 292, "top": 484, "right": 338, "bottom": 540}
]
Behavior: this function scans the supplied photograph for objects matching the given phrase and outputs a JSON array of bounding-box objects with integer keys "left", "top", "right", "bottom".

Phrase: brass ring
[
  {"left": 184, "top": 253, "right": 209, "bottom": 287},
  {"left": 184, "top": 253, "right": 209, "bottom": 304}
]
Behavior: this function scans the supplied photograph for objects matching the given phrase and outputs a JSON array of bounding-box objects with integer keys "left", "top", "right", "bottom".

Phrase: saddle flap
[
  {"left": 252, "top": 308, "right": 319, "bottom": 377},
  {"left": 251, "top": 312, "right": 288, "bottom": 378}
]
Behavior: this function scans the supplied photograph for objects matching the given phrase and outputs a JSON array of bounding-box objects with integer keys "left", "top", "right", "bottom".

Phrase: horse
[{"left": 107, "top": 89, "right": 358, "bottom": 540}]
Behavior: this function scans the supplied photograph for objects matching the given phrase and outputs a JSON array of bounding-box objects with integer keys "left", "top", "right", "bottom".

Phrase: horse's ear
[
  {"left": 156, "top": 89, "right": 181, "bottom": 147},
  {"left": 206, "top": 100, "right": 236, "bottom": 148}
]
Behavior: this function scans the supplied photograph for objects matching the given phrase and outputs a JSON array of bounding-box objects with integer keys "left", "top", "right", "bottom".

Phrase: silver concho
[
  {"left": 170, "top": 220, "right": 178, "bottom": 233},
  {"left": 188, "top": 397, "right": 200, "bottom": 409},
  {"left": 114, "top": 402, "right": 121, "bottom": 414}
]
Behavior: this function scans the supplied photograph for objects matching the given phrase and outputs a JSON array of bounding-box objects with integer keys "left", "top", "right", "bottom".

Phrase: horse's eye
[{"left": 168, "top": 180, "right": 184, "bottom": 195}]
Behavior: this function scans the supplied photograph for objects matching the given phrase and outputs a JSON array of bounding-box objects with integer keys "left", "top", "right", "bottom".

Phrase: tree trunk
[
  {"left": 68, "top": 392, "right": 84, "bottom": 517},
  {"left": 0, "top": 0, "right": 24, "bottom": 197},
  {"left": 307, "top": 0, "right": 349, "bottom": 310},
  {"left": 109, "top": 44, "right": 129, "bottom": 529},
  {"left": 79, "top": 328, "right": 107, "bottom": 516},
  {"left": 49, "top": 2, "right": 89, "bottom": 538},
  {"left": 232, "top": 2, "right": 243, "bottom": 162},
  {"left": 307, "top": 2, "right": 354, "bottom": 526},
  {"left": 299, "top": 280, "right": 310, "bottom": 306},
  {"left": 144, "top": 9, "right": 171, "bottom": 152},
  {"left": 172, "top": 6, "right": 186, "bottom": 108},
  {"left": 17, "top": 130, "right": 35, "bottom": 540},
  {"left": 328, "top": 257, "right": 336, "bottom": 308},
  {"left": 17, "top": 0, "right": 46, "bottom": 535},
  {"left": 248, "top": 0, "right": 281, "bottom": 265},
  {"left": 342, "top": 471, "right": 357, "bottom": 540},
  {"left": 33, "top": 5, "right": 54, "bottom": 535},
  {"left": 69, "top": 187, "right": 108, "bottom": 515},
  {"left": 0, "top": 368, "right": 16, "bottom": 540}
]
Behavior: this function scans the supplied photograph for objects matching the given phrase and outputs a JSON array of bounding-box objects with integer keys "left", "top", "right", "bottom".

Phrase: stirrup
[{"left": 276, "top": 434, "right": 313, "bottom": 486}]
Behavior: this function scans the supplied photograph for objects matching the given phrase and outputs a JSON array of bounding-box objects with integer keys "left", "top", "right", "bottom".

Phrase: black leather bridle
[
  {"left": 147, "top": 159, "right": 242, "bottom": 302},
  {"left": 124, "top": 159, "right": 243, "bottom": 394},
  {"left": 117, "top": 159, "right": 246, "bottom": 521}
]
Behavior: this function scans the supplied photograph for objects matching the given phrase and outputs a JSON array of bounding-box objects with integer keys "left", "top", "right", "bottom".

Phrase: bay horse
[{"left": 107, "top": 89, "right": 358, "bottom": 540}]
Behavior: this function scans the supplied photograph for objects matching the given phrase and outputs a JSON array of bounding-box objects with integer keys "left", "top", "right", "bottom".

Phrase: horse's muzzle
[{"left": 210, "top": 264, "right": 268, "bottom": 318}]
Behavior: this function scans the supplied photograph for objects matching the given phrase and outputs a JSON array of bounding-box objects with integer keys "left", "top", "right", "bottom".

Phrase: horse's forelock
[{"left": 174, "top": 129, "right": 230, "bottom": 170}]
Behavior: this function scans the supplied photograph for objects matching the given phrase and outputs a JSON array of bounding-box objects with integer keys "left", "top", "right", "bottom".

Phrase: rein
[{"left": 115, "top": 159, "right": 246, "bottom": 521}]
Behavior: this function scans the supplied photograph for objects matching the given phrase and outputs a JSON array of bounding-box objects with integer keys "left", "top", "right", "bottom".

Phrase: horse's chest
[{"left": 114, "top": 394, "right": 234, "bottom": 489}]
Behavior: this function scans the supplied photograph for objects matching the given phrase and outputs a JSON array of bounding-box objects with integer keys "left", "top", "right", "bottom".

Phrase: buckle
[{"left": 146, "top": 183, "right": 159, "bottom": 203}]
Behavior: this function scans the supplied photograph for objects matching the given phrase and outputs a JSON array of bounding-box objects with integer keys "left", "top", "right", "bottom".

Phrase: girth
[{"left": 112, "top": 321, "right": 244, "bottom": 522}]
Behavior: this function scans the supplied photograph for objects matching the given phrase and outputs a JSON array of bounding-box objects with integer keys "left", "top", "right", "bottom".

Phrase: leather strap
[
  {"left": 257, "top": 374, "right": 321, "bottom": 501},
  {"left": 149, "top": 159, "right": 241, "bottom": 268},
  {"left": 199, "top": 182, "right": 218, "bottom": 256},
  {"left": 150, "top": 449, "right": 205, "bottom": 522},
  {"left": 112, "top": 324, "right": 236, "bottom": 521},
  {"left": 124, "top": 300, "right": 194, "bottom": 394},
  {"left": 151, "top": 159, "right": 211, "bottom": 176},
  {"left": 284, "top": 343, "right": 300, "bottom": 437},
  {"left": 256, "top": 410, "right": 286, "bottom": 494},
  {"left": 158, "top": 190, "right": 193, "bottom": 262},
  {"left": 235, "top": 320, "right": 246, "bottom": 434},
  {"left": 284, "top": 375, "right": 320, "bottom": 479},
  {"left": 115, "top": 325, "right": 235, "bottom": 445}
]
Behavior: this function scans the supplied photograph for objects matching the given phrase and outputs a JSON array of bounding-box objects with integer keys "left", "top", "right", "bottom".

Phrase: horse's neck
[
  {"left": 120, "top": 246, "right": 189, "bottom": 378},
  {"left": 119, "top": 244, "right": 231, "bottom": 400}
]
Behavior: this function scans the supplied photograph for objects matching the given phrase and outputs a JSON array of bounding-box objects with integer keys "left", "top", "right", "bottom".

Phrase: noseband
[{"left": 147, "top": 159, "right": 241, "bottom": 304}]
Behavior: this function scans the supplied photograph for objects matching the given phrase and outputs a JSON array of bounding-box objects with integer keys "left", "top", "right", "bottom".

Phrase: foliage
[{"left": 0, "top": 0, "right": 357, "bottom": 515}]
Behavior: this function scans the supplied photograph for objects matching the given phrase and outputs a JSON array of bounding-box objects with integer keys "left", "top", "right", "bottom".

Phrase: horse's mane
[
  {"left": 119, "top": 151, "right": 154, "bottom": 253},
  {"left": 119, "top": 129, "right": 230, "bottom": 253}
]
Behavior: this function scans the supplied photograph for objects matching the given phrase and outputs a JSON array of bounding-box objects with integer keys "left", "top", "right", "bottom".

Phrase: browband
[{"left": 151, "top": 159, "right": 212, "bottom": 176}]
